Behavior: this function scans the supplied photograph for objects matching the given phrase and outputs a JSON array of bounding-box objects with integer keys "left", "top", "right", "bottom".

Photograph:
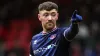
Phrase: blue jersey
[{"left": 30, "top": 24, "right": 78, "bottom": 56}]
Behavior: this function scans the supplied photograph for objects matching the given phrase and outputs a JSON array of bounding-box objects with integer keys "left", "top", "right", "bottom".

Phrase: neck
[{"left": 42, "top": 26, "right": 57, "bottom": 34}]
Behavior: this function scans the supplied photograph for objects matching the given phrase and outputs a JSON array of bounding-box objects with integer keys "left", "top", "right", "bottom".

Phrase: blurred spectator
[
  {"left": 77, "top": 23, "right": 89, "bottom": 38},
  {"left": 70, "top": 40, "right": 82, "bottom": 56}
]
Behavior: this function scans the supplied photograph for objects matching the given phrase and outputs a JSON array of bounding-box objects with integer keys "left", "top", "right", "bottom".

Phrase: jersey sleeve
[
  {"left": 63, "top": 23, "right": 79, "bottom": 41},
  {"left": 30, "top": 42, "right": 35, "bottom": 56}
]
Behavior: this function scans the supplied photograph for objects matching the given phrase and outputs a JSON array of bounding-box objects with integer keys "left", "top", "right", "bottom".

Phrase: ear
[{"left": 38, "top": 14, "right": 41, "bottom": 21}]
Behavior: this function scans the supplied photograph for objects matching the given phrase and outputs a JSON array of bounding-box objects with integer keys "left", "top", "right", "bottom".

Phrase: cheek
[
  {"left": 54, "top": 16, "right": 58, "bottom": 20},
  {"left": 41, "top": 18, "right": 48, "bottom": 23}
]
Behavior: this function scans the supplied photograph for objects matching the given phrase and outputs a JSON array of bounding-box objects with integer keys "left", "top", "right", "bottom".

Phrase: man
[{"left": 30, "top": 1, "right": 82, "bottom": 56}]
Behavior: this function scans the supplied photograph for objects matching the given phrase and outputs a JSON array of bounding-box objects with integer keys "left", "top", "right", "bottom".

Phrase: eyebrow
[
  {"left": 51, "top": 11, "right": 56, "bottom": 13},
  {"left": 43, "top": 12, "right": 49, "bottom": 15},
  {"left": 43, "top": 11, "right": 57, "bottom": 15}
]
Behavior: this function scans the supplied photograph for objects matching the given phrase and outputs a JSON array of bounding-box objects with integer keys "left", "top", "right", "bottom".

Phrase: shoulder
[
  {"left": 58, "top": 27, "right": 68, "bottom": 31},
  {"left": 31, "top": 32, "right": 42, "bottom": 40},
  {"left": 55, "top": 27, "right": 69, "bottom": 36}
]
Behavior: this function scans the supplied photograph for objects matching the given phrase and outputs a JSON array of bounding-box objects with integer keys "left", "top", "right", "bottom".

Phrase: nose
[{"left": 48, "top": 15, "right": 52, "bottom": 20}]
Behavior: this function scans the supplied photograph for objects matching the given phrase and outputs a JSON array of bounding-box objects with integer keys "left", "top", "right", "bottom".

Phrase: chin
[
  {"left": 44, "top": 23, "right": 55, "bottom": 30},
  {"left": 46, "top": 25, "right": 55, "bottom": 30},
  {"left": 47, "top": 26, "right": 54, "bottom": 30}
]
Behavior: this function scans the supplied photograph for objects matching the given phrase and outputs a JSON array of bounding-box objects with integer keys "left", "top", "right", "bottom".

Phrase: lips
[
  {"left": 47, "top": 23, "right": 53, "bottom": 25},
  {"left": 46, "top": 22, "right": 54, "bottom": 27},
  {"left": 45, "top": 22, "right": 55, "bottom": 29},
  {"left": 46, "top": 21, "right": 54, "bottom": 24}
]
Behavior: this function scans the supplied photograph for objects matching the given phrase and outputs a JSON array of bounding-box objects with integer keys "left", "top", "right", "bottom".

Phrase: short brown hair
[{"left": 38, "top": 1, "right": 58, "bottom": 11}]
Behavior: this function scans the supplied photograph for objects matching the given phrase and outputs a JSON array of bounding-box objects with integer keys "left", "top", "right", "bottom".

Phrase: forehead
[{"left": 39, "top": 9, "right": 57, "bottom": 14}]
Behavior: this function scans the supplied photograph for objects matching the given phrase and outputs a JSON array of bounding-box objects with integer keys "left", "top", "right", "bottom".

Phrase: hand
[{"left": 71, "top": 10, "right": 82, "bottom": 23}]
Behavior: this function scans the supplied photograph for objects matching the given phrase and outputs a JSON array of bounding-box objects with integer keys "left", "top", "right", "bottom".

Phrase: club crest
[{"left": 50, "top": 34, "right": 56, "bottom": 39}]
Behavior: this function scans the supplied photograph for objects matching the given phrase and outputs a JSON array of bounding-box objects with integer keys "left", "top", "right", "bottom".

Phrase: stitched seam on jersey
[{"left": 63, "top": 29, "right": 72, "bottom": 42}]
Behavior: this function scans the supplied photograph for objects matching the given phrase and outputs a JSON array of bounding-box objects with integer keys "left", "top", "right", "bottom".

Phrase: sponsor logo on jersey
[
  {"left": 34, "top": 44, "right": 57, "bottom": 55},
  {"left": 33, "top": 40, "right": 38, "bottom": 44},
  {"left": 50, "top": 34, "right": 56, "bottom": 39}
]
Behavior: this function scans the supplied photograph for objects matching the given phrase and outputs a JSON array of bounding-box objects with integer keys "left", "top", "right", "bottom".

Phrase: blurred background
[{"left": 0, "top": 0, "right": 100, "bottom": 56}]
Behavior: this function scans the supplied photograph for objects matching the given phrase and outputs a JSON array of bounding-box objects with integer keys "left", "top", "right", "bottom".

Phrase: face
[{"left": 38, "top": 9, "right": 58, "bottom": 30}]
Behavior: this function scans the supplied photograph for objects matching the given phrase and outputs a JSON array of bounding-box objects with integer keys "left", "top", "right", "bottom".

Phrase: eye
[
  {"left": 43, "top": 13, "right": 49, "bottom": 17},
  {"left": 51, "top": 12, "right": 56, "bottom": 16}
]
